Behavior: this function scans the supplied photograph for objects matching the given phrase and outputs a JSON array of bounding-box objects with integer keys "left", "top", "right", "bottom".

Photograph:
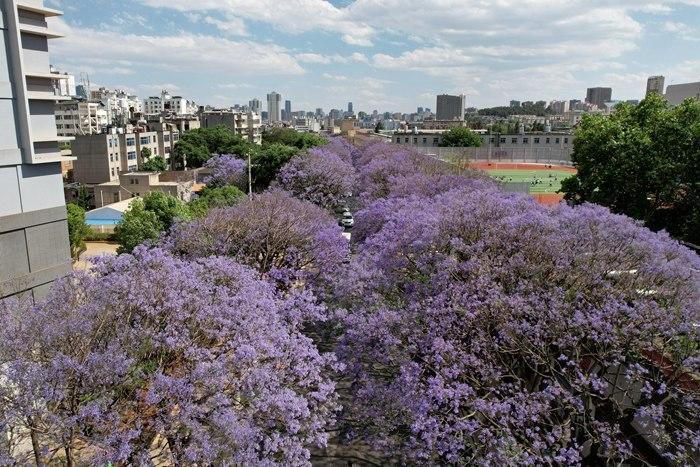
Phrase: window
[
  {"left": 164, "top": 135, "right": 170, "bottom": 142},
  {"left": 511, "top": 138, "right": 517, "bottom": 144},
  {"left": 173, "top": 134, "right": 179, "bottom": 141},
  {"left": 422, "top": 138, "right": 427, "bottom": 144},
  {"left": 405, "top": 137, "right": 409, "bottom": 143},
  {"left": 126, "top": 137, "right": 135, "bottom": 146},
  {"left": 546, "top": 138, "right": 550, "bottom": 144},
  {"left": 413, "top": 138, "right": 418, "bottom": 144},
  {"left": 130, "top": 179, "right": 134, "bottom": 185},
  {"left": 111, "top": 168, "right": 115, "bottom": 177},
  {"left": 433, "top": 138, "right": 439, "bottom": 145},
  {"left": 555, "top": 138, "right": 560, "bottom": 144},
  {"left": 500, "top": 138, "right": 506, "bottom": 143},
  {"left": 534, "top": 138, "right": 540, "bottom": 144},
  {"left": 140, "top": 136, "right": 150, "bottom": 145},
  {"left": 165, "top": 147, "right": 171, "bottom": 154},
  {"left": 108, "top": 139, "right": 113, "bottom": 148},
  {"left": 109, "top": 155, "right": 113, "bottom": 162},
  {"left": 113, "top": 193, "right": 119, "bottom": 203},
  {"left": 127, "top": 151, "right": 137, "bottom": 160},
  {"left": 564, "top": 138, "right": 569, "bottom": 144},
  {"left": 490, "top": 138, "right": 495, "bottom": 143}
]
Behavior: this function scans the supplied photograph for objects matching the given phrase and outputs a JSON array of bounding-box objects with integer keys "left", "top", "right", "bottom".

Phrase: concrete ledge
[
  {"left": 0, "top": 205, "right": 67, "bottom": 233},
  {"left": 0, "top": 261, "right": 72, "bottom": 297},
  {"left": 0, "top": 148, "right": 23, "bottom": 166}
]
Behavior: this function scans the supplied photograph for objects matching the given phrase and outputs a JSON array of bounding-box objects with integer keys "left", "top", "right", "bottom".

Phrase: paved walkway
[{"left": 74, "top": 241, "right": 119, "bottom": 271}]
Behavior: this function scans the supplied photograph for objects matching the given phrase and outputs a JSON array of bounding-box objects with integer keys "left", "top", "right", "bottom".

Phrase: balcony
[
  {"left": 26, "top": 91, "right": 72, "bottom": 101},
  {"left": 16, "top": 2, "right": 63, "bottom": 17},
  {"left": 19, "top": 24, "right": 64, "bottom": 39}
]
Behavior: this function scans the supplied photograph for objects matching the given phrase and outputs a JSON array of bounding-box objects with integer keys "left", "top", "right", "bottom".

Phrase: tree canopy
[
  {"left": 171, "top": 126, "right": 254, "bottom": 169},
  {"left": 262, "top": 127, "right": 327, "bottom": 149},
  {"left": 141, "top": 153, "right": 167, "bottom": 172},
  {"left": 440, "top": 127, "right": 483, "bottom": 147},
  {"left": 561, "top": 93, "right": 700, "bottom": 245},
  {"left": 66, "top": 203, "right": 90, "bottom": 259}
]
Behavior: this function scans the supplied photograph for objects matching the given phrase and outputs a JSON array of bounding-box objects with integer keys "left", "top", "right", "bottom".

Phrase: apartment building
[
  {"left": 71, "top": 128, "right": 178, "bottom": 184},
  {"left": 436, "top": 94, "right": 466, "bottom": 121},
  {"left": 665, "top": 81, "right": 700, "bottom": 106},
  {"left": 93, "top": 171, "right": 195, "bottom": 208},
  {"left": 200, "top": 110, "right": 262, "bottom": 144},
  {"left": 0, "top": 0, "right": 73, "bottom": 299},
  {"left": 55, "top": 99, "right": 108, "bottom": 135},
  {"left": 144, "top": 89, "right": 193, "bottom": 116},
  {"left": 90, "top": 87, "right": 142, "bottom": 124}
]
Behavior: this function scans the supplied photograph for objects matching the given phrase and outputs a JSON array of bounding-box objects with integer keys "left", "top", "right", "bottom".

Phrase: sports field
[
  {"left": 486, "top": 169, "right": 573, "bottom": 194},
  {"left": 467, "top": 162, "right": 577, "bottom": 205}
]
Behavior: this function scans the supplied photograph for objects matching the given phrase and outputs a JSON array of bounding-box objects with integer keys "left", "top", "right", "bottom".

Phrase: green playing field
[{"left": 486, "top": 169, "right": 573, "bottom": 194}]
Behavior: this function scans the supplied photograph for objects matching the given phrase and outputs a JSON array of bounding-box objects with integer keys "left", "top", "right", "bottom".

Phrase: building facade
[
  {"left": 646, "top": 75, "right": 665, "bottom": 96},
  {"left": 585, "top": 87, "right": 612, "bottom": 109},
  {"left": 665, "top": 81, "right": 700, "bottom": 106},
  {"left": 284, "top": 99, "right": 291, "bottom": 121},
  {"left": 93, "top": 171, "right": 195, "bottom": 208},
  {"left": 267, "top": 91, "right": 281, "bottom": 122},
  {"left": 436, "top": 94, "right": 465, "bottom": 121},
  {"left": 144, "top": 89, "right": 192, "bottom": 116},
  {"left": 71, "top": 128, "right": 178, "bottom": 185},
  {"left": 200, "top": 110, "right": 262, "bottom": 144},
  {"left": 55, "top": 100, "right": 109, "bottom": 136},
  {"left": 0, "top": 0, "right": 73, "bottom": 299}
]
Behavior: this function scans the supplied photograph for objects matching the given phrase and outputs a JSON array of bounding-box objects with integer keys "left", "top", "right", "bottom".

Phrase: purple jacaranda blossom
[
  {"left": 0, "top": 248, "right": 339, "bottom": 466},
  {"left": 165, "top": 188, "right": 349, "bottom": 295},
  {"left": 203, "top": 154, "right": 247, "bottom": 188},
  {"left": 277, "top": 148, "right": 358, "bottom": 209},
  {"left": 332, "top": 140, "right": 700, "bottom": 465}
]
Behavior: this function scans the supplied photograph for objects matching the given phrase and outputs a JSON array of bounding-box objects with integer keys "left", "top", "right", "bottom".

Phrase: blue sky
[{"left": 47, "top": 0, "right": 700, "bottom": 113}]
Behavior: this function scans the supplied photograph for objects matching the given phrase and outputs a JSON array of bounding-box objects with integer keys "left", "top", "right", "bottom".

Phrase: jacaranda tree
[
  {"left": 277, "top": 147, "right": 358, "bottom": 209},
  {"left": 203, "top": 154, "right": 247, "bottom": 189},
  {"left": 0, "top": 248, "right": 338, "bottom": 466},
  {"left": 336, "top": 180, "right": 700, "bottom": 465},
  {"left": 166, "top": 189, "right": 348, "bottom": 292}
]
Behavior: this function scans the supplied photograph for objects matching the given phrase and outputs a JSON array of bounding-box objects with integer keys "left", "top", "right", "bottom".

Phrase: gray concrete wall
[{"left": 0, "top": 0, "right": 72, "bottom": 300}]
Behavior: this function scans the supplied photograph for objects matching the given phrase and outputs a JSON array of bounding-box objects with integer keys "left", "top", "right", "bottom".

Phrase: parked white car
[{"left": 340, "top": 212, "right": 354, "bottom": 228}]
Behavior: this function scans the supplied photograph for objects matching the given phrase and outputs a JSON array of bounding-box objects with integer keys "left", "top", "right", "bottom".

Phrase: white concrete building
[
  {"left": 144, "top": 89, "right": 192, "bottom": 116},
  {"left": 550, "top": 100, "right": 570, "bottom": 114},
  {"left": 55, "top": 100, "right": 109, "bottom": 136},
  {"left": 91, "top": 87, "right": 142, "bottom": 124}
]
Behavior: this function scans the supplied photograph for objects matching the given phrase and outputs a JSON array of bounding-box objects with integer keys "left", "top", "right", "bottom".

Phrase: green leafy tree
[
  {"left": 440, "top": 127, "right": 483, "bottom": 147},
  {"left": 74, "top": 184, "right": 93, "bottom": 210},
  {"left": 142, "top": 191, "right": 191, "bottom": 230},
  {"left": 250, "top": 143, "right": 299, "bottom": 190},
  {"left": 374, "top": 121, "right": 385, "bottom": 133},
  {"left": 171, "top": 127, "right": 254, "bottom": 169},
  {"left": 187, "top": 186, "right": 245, "bottom": 217},
  {"left": 141, "top": 147, "right": 153, "bottom": 161},
  {"left": 114, "top": 199, "right": 162, "bottom": 254},
  {"left": 141, "top": 154, "right": 168, "bottom": 171},
  {"left": 66, "top": 203, "right": 90, "bottom": 259},
  {"left": 561, "top": 93, "right": 700, "bottom": 244},
  {"left": 262, "top": 128, "right": 327, "bottom": 149}
]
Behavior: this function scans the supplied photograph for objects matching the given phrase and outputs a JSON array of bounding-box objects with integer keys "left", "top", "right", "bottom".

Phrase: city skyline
[{"left": 46, "top": 0, "right": 700, "bottom": 112}]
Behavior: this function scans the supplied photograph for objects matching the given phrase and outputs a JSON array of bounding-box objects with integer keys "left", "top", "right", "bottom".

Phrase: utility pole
[{"left": 247, "top": 150, "right": 253, "bottom": 200}]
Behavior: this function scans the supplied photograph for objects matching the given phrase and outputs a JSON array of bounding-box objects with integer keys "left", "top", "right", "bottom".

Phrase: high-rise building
[
  {"left": 348, "top": 102, "right": 353, "bottom": 114},
  {"left": 436, "top": 94, "right": 466, "bottom": 121},
  {"left": 665, "top": 81, "right": 700, "bottom": 106},
  {"left": 315, "top": 107, "right": 324, "bottom": 118},
  {"left": 284, "top": 99, "right": 292, "bottom": 121},
  {"left": 549, "top": 100, "right": 570, "bottom": 114},
  {"left": 1, "top": 0, "right": 73, "bottom": 299},
  {"left": 585, "top": 87, "right": 612, "bottom": 109},
  {"left": 248, "top": 98, "right": 261, "bottom": 113},
  {"left": 646, "top": 76, "right": 665, "bottom": 96},
  {"left": 509, "top": 100, "right": 521, "bottom": 108},
  {"left": 267, "top": 91, "right": 281, "bottom": 122}
]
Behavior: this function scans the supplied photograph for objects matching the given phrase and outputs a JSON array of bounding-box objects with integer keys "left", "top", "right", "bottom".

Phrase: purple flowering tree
[
  {"left": 0, "top": 248, "right": 338, "bottom": 466},
  {"left": 166, "top": 188, "right": 348, "bottom": 292},
  {"left": 336, "top": 185, "right": 700, "bottom": 465},
  {"left": 203, "top": 154, "right": 247, "bottom": 188},
  {"left": 277, "top": 149, "right": 358, "bottom": 209}
]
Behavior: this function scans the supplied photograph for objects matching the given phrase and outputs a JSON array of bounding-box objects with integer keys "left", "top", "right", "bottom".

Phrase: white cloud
[
  {"left": 48, "top": 18, "right": 305, "bottom": 80},
  {"left": 296, "top": 52, "right": 369, "bottom": 64},
  {"left": 662, "top": 21, "right": 699, "bottom": 40},
  {"left": 139, "top": 83, "right": 181, "bottom": 92},
  {"left": 322, "top": 72, "right": 348, "bottom": 81},
  {"left": 139, "top": 0, "right": 375, "bottom": 46}
]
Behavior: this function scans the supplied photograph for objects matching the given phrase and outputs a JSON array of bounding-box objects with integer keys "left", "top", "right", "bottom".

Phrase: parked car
[{"left": 339, "top": 212, "right": 354, "bottom": 228}]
